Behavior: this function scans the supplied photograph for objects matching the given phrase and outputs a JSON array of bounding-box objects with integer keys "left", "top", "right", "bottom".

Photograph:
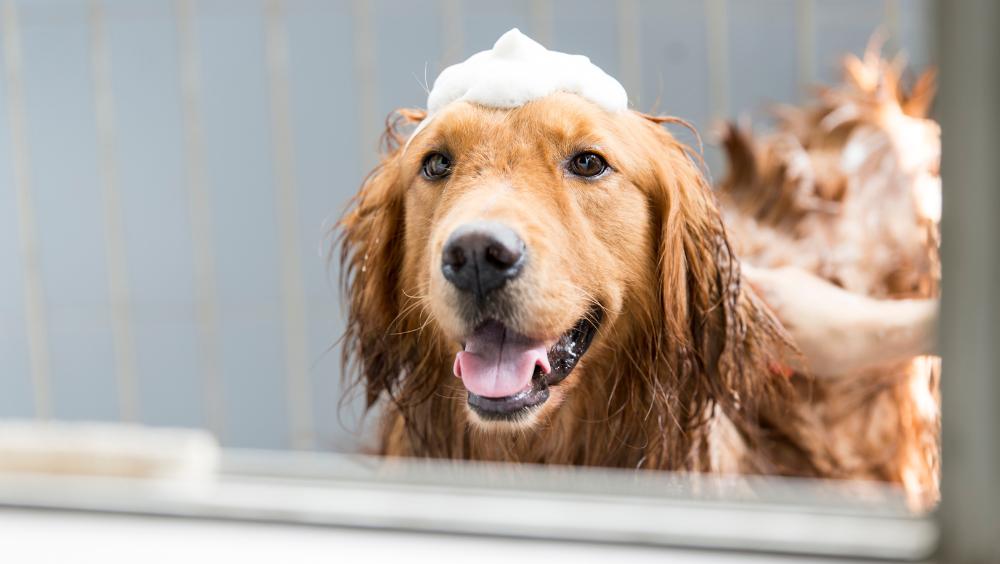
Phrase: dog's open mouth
[{"left": 453, "top": 308, "right": 602, "bottom": 421}]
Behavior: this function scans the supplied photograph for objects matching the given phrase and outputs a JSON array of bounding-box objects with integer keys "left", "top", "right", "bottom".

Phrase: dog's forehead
[{"left": 425, "top": 94, "right": 619, "bottom": 150}]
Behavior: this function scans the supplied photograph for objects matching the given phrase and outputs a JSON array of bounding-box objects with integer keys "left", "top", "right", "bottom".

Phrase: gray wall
[{"left": 0, "top": 0, "right": 933, "bottom": 450}]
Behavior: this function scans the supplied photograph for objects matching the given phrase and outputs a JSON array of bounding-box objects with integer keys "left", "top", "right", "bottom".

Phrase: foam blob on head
[{"left": 424, "top": 28, "right": 628, "bottom": 119}]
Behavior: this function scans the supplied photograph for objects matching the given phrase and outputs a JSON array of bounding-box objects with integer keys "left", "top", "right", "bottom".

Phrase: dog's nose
[{"left": 442, "top": 221, "right": 525, "bottom": 298}]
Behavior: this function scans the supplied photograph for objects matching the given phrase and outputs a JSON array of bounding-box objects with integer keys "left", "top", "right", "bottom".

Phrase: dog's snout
[{"left": 442, "top": 221, "right": 525, "bottom": 297}]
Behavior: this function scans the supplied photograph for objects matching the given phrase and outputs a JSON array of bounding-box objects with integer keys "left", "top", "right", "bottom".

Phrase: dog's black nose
[{"left": 442, "top": 221, "right": 525, "bottom": 298}]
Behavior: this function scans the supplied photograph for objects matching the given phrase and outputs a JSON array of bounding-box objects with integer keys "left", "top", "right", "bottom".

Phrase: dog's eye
[
  {"left": 422, "top": 152, "right": 452, "bottom": 180},
  {"left": 568, "top": 152, "right": 609, "bottom": 178}
]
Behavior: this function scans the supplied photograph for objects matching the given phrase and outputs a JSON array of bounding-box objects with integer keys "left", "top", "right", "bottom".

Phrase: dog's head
[{"left": 341, "top": 93, "right": 781, "bottom": 440}]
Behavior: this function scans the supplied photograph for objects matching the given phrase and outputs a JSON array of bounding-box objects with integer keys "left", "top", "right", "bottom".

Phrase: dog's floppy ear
[
  {"left": 641, "top": 115, "right": 819, "bottom": 473},
  {"left": 640, "top": 116, "right": 743, "bottom": 372},
  {"left": 338, "top": 109, "right": 425, "bottom": 408}
]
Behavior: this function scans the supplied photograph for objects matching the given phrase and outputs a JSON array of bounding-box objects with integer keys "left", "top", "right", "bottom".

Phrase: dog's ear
[
  {"left": 641, "top": 116, "right": 814, "bottom": 471},
  {"left": 338, "top": 109, "right": 425, "bottom": 408},
  {"left": 646, "top": 116, "right": 785, "bottom": 364},
  {"left": 640, "top": 116, "right": 738, "bottom": 370}
]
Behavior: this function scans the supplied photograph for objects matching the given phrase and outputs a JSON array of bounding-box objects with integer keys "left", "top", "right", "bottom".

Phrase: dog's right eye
[
  {"left": 568, "top": 151, "right": 609, "bottom": 178},
  {"left": 422, "top": 152, "right": 452, "bottom": 180}
]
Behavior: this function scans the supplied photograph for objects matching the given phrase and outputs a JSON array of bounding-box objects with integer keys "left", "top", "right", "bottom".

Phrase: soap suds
[{"left": 411, "top": 28, "right": 627, "bottom": 142}]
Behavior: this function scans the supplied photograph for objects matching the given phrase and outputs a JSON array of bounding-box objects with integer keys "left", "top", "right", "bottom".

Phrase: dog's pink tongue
[{"left": 454, "top": 322, "right": 550, "bottom": 398}]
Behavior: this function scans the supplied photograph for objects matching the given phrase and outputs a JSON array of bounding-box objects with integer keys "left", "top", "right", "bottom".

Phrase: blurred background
[{"left": 0, "top": 0, "right": 934, "bottom": 452}]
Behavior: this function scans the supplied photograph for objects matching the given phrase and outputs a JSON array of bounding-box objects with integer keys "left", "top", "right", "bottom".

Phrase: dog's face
[{"left": 397, "top": 93, "right": 663, "bottom": 427}]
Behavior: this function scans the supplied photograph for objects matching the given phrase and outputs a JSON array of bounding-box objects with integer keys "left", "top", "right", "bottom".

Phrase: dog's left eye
[
  {"left": 422, "top": 152, "right": 452, "bottom": 180},
  {"left": 568, "top": 152, "right": 609, "bottom": 178}
]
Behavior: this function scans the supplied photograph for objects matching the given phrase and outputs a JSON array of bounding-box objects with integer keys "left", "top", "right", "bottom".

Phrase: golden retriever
[
  {"left": 340, "top": 92, "right": 829, "bottom": 475},
  {"left": 338, "top": 48, "right": 940, "bottom": 508}
]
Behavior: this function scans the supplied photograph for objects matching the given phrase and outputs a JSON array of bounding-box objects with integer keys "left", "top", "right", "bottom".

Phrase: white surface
[
  {"left": 0, "top": 420, "right": 218, "bottom": 480},
  {"left": 0, "top": 508, "right": 879, "bottom": 564},
  {"left": 425, "top": 28, "right": 627, "bottom": 117},
  {"left": 0, "top": 450, "right": 935, "bottom": 561}
]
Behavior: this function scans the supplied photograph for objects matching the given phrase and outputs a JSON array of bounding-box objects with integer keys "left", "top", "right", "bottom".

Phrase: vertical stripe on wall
[
  {"left": 175, "top": 0, "right": 225, "bottom": 440},
  {"left": 705, "top": 0, "right": 730, "bottom": 121},
  {"left": 616, "top": 0, "right": 641, "bottom": 108},
  {"left": 0, "top": 0, "right": 52, "bottom": 419},
  {"left": 530, "top": 0, "right": 552, "bottom": 48},
  {"left": 88, "top": 0, "right": 139, "bottom": 422},
  {"left": 264, "top": 0, "right": 314, "bottom": 450},
  {"left": 795, "top": 0, "right": 816, "bottom": 96},
  {"left": 441, "top": 0, "right": 463, "bottom": 65},
  {"left": 884, "top": 0, "right": 901, "bottom": 52},
  {"left": 352, "top": 0, "right": 378, "bottom": 172}
]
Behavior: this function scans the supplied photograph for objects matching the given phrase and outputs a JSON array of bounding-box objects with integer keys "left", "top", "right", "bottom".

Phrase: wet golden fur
[
  {"left": 718, "top": 47, "right": 941, "bottom": 508},
  {"left": 340, "top": 93, "right": 833, "bottom": 475}
]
